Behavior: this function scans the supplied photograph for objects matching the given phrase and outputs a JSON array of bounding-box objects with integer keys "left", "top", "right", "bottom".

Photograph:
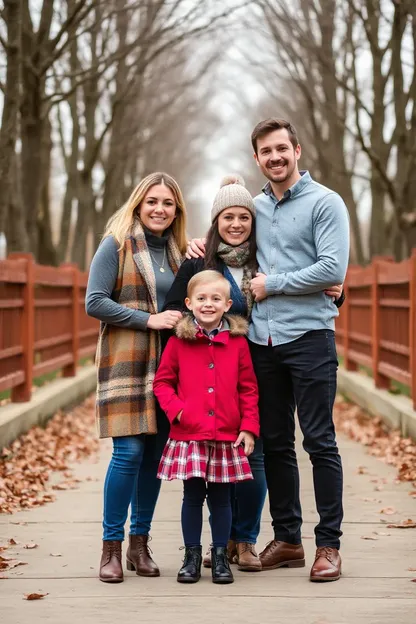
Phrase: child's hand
[
  {"left": 234, "top": 431, "right": 255, "bottom": 456},
  {"left": 175, "top": 410, "right": 183, "bottom": 423}
]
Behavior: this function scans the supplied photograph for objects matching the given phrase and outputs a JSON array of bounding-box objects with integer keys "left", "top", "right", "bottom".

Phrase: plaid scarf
[
  {"left": 217, "top": 241, "right": 255, "bottom": 317},
  {"left": 95, "top": 221, "right": 182, "bottom": 438}
]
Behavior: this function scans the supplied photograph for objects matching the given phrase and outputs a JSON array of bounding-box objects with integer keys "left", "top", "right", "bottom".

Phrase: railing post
[
  {"left": 344, "top": 275, "right": 357, "bottom": 371},
  {"left": 410, "top": 249, "right": 416, "bottom": 410},
  {"left": 61, "top": 263, "right": 80, "bottom": 377},
  {"left": 372, "top": 258, "right": 389, "bottom": 389},
  {"left": 9, "top": 253, "right": 35, "bottom": 402}
]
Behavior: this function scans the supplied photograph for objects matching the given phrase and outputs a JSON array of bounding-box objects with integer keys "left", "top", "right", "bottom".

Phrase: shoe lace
[
  {"left": 137, "top": 535, "right": 153, "bottom": 556},
  {"left": 315, "top": 547, "right": 335, "bottom": 563},
  {"left": 239, "top": 543, "right": 256, "bottom": 555},
  {"left": 107, "top": 541, "right": 121, "bottom": 561},
  {"left": 264, "top": 539, "right": 280, "bottom": 552}
]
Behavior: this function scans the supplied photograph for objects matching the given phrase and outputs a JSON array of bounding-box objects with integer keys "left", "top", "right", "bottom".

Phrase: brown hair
[
  {"left": 203, "top": 216, "right": 257, "bottom": 273},
  {"left": 187, "top": 270, "right": 231, "bottom": 299},
  {"left": 251, "top": 118, "right": 299, "bottom": 154}
]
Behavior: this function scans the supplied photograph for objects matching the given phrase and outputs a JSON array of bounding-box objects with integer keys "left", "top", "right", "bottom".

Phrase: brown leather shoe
[
  {"left": 259, "top": 540, "right": 305, "bottom": 570},
  {"left": 99, "top": 540, "right": 123, "bottom": 583},
  {"left": 203, "top": 540, "right": 237, "bottom": 569},
  {"left": 235, "top": 542, "right": 262, "bottom": 572},
  {"left": 310, "top": 547, "right": 341, "bottom": 582},
  {"left": 126, "top": 535, "right": 160, "bottom": 577}
]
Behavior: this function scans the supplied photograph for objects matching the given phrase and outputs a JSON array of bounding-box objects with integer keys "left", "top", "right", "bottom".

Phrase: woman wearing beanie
[{"left": 162, "top": 174, "right": 266, "bottom": 572}]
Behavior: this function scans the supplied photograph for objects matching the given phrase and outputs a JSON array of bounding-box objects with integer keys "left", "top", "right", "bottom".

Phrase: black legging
[{"left": 181, "top": 478, "right": 232, "bottom": 547}]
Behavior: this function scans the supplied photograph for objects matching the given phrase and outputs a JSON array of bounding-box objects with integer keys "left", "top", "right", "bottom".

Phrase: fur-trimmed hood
[{"left": 175, "top": 314, "right": 248, "bottom": 341}]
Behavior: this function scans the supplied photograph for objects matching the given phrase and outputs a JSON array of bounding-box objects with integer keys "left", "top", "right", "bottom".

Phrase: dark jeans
[
  {"left": 182, "top": 478, "right": 232, "bottom": 547},
  {"left": 249, "top": 330, "right": 343, "bottom": 550}
]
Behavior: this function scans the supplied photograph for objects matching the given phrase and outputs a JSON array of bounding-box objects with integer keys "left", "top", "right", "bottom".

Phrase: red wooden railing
[
  {"left": 0, "top": 253, "right": 98, "bottom": 402},
  {"left": 336, "top": 250, "right": 416, "bottom": 410}
]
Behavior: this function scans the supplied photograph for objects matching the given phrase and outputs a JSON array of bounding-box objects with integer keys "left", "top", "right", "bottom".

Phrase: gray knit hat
[{"left": 211, "top": 174, "right": 255, "bottom": 223}]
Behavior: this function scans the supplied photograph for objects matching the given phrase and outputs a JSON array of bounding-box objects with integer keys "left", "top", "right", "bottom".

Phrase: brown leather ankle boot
[
  {"left": 99, "top": 540, "right": 123, "bottom": 583},
  {"left": 126, "top": 535, "right": 160, "bottom": 577}
]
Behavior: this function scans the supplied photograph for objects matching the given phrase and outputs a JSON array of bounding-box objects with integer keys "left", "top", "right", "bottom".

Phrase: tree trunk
[{"left": 0, "top": 0, "right": 22, "bottom": 235}]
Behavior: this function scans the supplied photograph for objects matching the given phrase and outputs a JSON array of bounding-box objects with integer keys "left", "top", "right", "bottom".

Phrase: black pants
[
  {"left": 249, "top": 330, "right": 343, "bottom": 549},
  {"left": 182, "top": 478, "right": 232, "bottom": 547}
]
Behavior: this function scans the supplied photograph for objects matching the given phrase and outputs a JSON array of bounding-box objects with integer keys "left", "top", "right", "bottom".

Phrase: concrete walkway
[{"left": 1, "top": 431, "right": 416, "bottom": 624}]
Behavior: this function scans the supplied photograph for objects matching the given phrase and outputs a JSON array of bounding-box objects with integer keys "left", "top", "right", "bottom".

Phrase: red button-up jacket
[{"left": 153, "top": 315, "right": 260, "bottom": 442}]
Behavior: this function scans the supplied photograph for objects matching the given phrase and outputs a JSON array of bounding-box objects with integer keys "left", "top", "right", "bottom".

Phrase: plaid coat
[{"left": 95, "top": 223, "right": 182, "bottom": 438}]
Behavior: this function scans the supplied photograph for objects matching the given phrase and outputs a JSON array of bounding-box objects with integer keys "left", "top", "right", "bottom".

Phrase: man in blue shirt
[{"left": 248, "top": 118, "right": 349, "bottom": 582}]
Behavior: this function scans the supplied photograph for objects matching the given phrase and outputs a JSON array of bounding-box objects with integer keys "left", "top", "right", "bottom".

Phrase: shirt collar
[
  {"left": 193, "top": 317, "right": 229, "bottom": 339},
  {"left": 262, "top": 170, "right": 311, "bottom": 202}
]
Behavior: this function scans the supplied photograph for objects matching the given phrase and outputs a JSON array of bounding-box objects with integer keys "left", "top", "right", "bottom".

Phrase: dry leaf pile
[
  {"left": 334, "top": 399, "right": 416, "bottom": 483},
  {"left": 0, "top": 395, "right": 98, "bottom": 514}
]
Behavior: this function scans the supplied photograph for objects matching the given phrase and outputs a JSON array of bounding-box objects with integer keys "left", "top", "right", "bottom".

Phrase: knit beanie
[{"left": 211, "top": 174, "right": 255, "bottom": 223}]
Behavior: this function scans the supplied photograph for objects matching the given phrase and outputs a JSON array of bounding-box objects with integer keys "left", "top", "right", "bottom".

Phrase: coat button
[
  {"left": 208, "top": 342, "right": 212, "bottom": 346},
  {"left": 208, "top": 387, "right": 214, "bottom": 393},
  {"left": 208, "top": 363, "right": 214, "bottom": 369},
  {"left": 209, "top": 410, "right": 214, "bottom": 416}
]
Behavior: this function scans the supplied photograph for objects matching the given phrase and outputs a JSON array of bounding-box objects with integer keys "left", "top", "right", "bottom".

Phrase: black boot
[
  {"left": 211, "top": 546, "right": 234, "bottom": 584},
  {"left": 177, "top": 546, "right": 202, "bottom": 583}
]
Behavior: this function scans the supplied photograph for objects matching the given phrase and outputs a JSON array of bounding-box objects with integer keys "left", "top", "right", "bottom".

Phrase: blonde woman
[{"left": 86, "top": 172, "right": 187, "bottom": 583}]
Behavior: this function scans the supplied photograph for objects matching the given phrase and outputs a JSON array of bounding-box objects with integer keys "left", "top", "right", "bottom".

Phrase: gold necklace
[{"left": 149, "top": 246, "right": 167, "bottom": 273}]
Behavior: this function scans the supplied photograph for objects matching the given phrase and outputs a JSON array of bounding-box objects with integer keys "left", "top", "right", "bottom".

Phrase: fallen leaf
[
  {"left": 361, "top": 535, "right": 379, "bottom": 540},
  {"left": 388, "top": 520, "right": 416, "bottom": 529},
  {"left": 357, "top": 466, "right": 368, "bottom": 475},
  {"left": 373, "top": 531, "right": 391, "bottom": 536},
  {"left": 380, "top": 507, "right": 396, "bottom": 515},
  {"left": 0, "top": 575, "right": 8, "bottom": 579},
  {"left": 8, "top": 539, "right": 19, "bottom": 545},
  {"left": 23, "top": 592, "right": 48, "bottom": 600},
  {"left": 50, "top": 553, "right": 62, "bottom": 557},
  {"left": 334, "top": 399, "right": 416, "bottom": 484},
  {"left": 411, "top": 579, "right": 416, "bottom": 583},
  {"left": 23, "top": 543, "right": 38, "bottom": 550},
  {"left": 0, "top": 396, "right": 98, "bottom": 514},
  {"left": 409, "top": 491, "right": 416, "bottom": 498},
  {"left": 8, "top": 561, "right": 28, "bottom": 569},
  {"left": 408, "top": 567, "right": 416, "bottom": 571}
]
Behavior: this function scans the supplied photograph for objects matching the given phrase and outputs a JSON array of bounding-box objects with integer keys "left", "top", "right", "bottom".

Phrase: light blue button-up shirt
[{"left": 248, "top": 171, "right": 350, "bottom": 346}]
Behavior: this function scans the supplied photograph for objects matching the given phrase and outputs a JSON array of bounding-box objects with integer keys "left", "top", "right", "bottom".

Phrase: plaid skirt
[{"left": 157, "top": 439, "right": 253, "bottom": 483}]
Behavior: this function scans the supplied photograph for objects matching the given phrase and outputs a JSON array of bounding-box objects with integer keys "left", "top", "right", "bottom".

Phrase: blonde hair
[
  {"left": 187, "top": 270, "right": 231, "bottom": 299},
  {"left": 103, "top": 172, "right": 187, "bottom": 253}
]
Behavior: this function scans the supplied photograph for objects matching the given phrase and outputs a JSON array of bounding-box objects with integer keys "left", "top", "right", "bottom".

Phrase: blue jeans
[
  {"left": 103, "top": 409, "right": 169, "bottom": 541},
  {"left": 208, "top": 438, "right": 267, "bottom": 544},
  {"left": 230, "top": 438, "right": 267, "bottom": 544}
]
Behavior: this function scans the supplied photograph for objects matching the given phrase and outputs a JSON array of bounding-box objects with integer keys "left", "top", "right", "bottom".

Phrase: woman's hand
[
  {"left": 324, "top": 284, "right": 343, "bottom": 300},
  {"left": 175, "top": 410, "right": 182, "bottom": 423},
  {"left": 147, "top": 310, "right": 182, "bottom": 330},
  {"left": 186, "top": 237, "right": 206, "bottom": 259},
  {"left": 234, "top": 431, "right": 255, "bottom": 456}
]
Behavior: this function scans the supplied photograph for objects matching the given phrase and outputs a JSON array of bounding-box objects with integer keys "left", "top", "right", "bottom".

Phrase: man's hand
[
  {"left": 186, "top": 237, "right": 206, "bottom": 260},
  {"left": 234, "top": 431, "right": 255, "bottom": 456},
  {"left": 324, "top": 284, "right": 343, "bottom": 300},
  {"left": 250, "top": 273, "right": 268, "bottom": 302}
]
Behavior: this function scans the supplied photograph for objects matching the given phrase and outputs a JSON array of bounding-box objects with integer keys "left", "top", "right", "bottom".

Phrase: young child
[{"left": 153, "top": 270, "right": 259, "bottom": 584}]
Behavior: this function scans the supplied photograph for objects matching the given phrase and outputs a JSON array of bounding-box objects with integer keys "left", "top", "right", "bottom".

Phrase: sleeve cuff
[{"left": 265, "top": 275, "right": 282, "bottom": 296}]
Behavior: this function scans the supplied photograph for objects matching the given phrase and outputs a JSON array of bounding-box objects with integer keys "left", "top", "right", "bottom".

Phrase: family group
[{"left": 86, "top": 117, "right": 350, "bottom": 586}]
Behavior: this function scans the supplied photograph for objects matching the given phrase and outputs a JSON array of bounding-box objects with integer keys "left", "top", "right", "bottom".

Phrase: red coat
[{"left": 153, "top": 315, "right": 260, "bottom": 442}]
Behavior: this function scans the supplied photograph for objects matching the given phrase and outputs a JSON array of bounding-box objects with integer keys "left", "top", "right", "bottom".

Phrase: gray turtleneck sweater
[{"left": 85, "top": 230, "right": 175, "bottom": 330}]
